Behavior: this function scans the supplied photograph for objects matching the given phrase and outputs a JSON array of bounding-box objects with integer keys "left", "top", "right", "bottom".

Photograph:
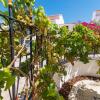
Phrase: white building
[
  {"left": 92, "top": 10, "right": 100, "bottom": 21},
  {"left": 61, "top": 23, "right": 76, "bottom": 30},
  {"left": 48, "top": 14, "right": 64, "bottom": 25},
  {"left": 48, "top": 14, "right": 76, "bottom": 30}
]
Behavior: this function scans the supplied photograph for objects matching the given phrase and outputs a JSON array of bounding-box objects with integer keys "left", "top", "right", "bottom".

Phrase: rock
[
  {"left": 59, "top": 76, "right": 100, "bottom": 100},
  {"left": 69, "top": 80, "right": 100, "bottom": 100}
]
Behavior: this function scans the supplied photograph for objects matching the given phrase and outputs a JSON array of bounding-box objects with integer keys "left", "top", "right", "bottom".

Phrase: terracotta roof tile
[
  {"left": 48, "top": 15, "right": 60, "bottom": 20},
  {"left": 96, "top": 10, "right": 100, "bottom": 12}
]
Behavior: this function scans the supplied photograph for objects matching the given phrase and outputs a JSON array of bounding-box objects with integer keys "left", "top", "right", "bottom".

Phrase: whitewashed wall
[{"left": 53, "top": 55, "right": 100, "bottom": 88}]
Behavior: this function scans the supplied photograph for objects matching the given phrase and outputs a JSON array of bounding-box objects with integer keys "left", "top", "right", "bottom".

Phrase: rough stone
[{"left": 69, "top": 80, "right": 100, "bottom": 100}]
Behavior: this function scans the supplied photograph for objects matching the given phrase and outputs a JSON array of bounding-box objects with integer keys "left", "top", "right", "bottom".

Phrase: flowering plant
[{"left": 81, "top": 22, "right": 100, "bottom": 35}]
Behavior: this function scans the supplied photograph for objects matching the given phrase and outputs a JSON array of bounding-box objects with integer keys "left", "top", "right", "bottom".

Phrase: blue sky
[
  {"left": 35, "top": 0, "right": 100, "bottom": 23},
  {"left": 0, "top": 0, "right": 100, "bottom": 23}
]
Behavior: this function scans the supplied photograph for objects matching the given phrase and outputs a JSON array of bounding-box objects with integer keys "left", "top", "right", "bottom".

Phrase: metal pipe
[
  {"left": 8, "top": 3, "right": 15, "bottom": 100},
  {"left": 30, "top": 27, "right": 33, "bottom": 81},
  {"left": 9, "top": 89, "right": 12, "bottom": 100}
]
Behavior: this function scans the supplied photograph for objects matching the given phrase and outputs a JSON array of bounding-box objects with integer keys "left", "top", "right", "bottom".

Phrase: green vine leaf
[{"left": 0, "top": 0, "right": 7, "bottom": 8}]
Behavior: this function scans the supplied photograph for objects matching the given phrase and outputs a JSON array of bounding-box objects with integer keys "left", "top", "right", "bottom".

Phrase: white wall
[
  {"left": 65, "top": 60, "right": 99, "bottom": 80},
  {"left": 50, "top": 14, "right": 64, "bottom": 25},
  {"left": 92, "top": 11, "right": 100, "bottom": 21},
  {"left": 55, "top": 15, "right": 64, "bottom": 25},
  {"left": 65, "top": 23, "right": 76, "bottom": 30},
  {"left": 54, "top": 58, "right": 100, "bottom": 88}
]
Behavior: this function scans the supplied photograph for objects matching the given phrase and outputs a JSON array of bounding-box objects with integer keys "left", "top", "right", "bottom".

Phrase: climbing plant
[{"left": 0, "top": 0, "right": 99, "bottom": 100}]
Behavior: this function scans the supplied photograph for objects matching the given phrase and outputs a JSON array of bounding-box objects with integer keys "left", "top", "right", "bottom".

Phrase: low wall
[{"left": 54, "top": 59, "right": 100, "bottom": 88}]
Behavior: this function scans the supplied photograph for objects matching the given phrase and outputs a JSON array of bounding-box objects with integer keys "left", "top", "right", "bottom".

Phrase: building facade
[
  {"left": 92, "top": 10, "right": 100, "bottom": 21},
  {"left": 48, "top": 14, "right": 64, "bottom": 25},
  {"left": 48, "top": 14, "right": 76, "bottom": 30}
]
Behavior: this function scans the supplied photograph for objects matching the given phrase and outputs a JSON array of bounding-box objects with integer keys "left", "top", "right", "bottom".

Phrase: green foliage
[
  {"left": 0, "top": 0, "right": 32, "bottom": 98},
  {"left": 0, "top": 10, "right": 8, "bottom": 15},
  {"left": 0, "top": 0, "right": 99, "bottom": 100},
  {"left": 93, "top": 19, "right": 100, "bottom": 25},
  {"left": 0, "top": 68, "right": 15, "bottom": 99},
  {"left": 97, "top": 60, "right": 100, "bottom": 66},
  {"left": 71, "top": 24, "right": 98, "bottom": 62},
  {"left": 0, "top": 0, "right": 7, "bottom": 8},
  {"left": 55, "top": 24, "right": 98, "bottom": 64},
  {"left": 96, "top": 68, "right": 100, "bottom": 74},
  {"left": 33, "top": 6, "right": 51, "bottom": 36},
  {"left": 96, "top": 60, "right": 100, "bottom": 74},
  {"left": 35, "top": 66, "right": 64, "bottom": 100},
  {"left": 19, "top": 59, "right": 30, "bottom": 75}
]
